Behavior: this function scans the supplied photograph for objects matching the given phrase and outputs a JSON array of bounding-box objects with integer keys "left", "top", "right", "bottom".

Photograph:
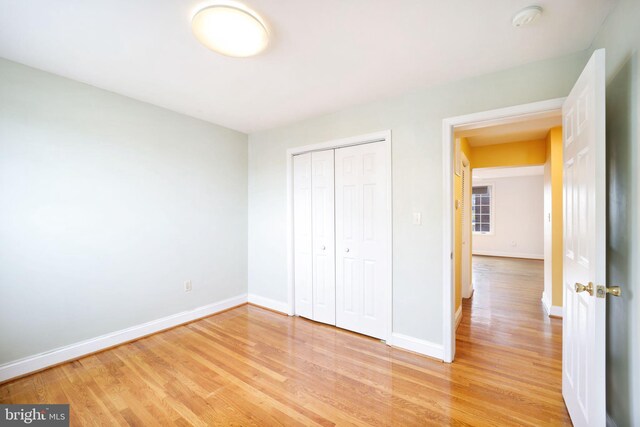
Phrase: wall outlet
[
  {"left": 413, "top": 212, "right": 422, "bottom": 225},
  {"left": 184, "top": 280, "right": 192, "bottom": 292}
]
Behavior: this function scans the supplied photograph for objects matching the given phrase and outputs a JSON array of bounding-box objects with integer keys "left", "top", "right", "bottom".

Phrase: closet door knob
[
  {"left": 321, "top": 245, "right": 326, "bottom": 251},
  {"left": 345, "top": 248, "right": 350, "bottom": 253}
]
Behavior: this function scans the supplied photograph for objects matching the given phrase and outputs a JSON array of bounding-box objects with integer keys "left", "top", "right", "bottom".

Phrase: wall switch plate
[
  {"left": 184, "top": 280, "right": 192, "bottom": 292},
  {"left": 413, "top": 212, "right": 422, "bottom": 225}
]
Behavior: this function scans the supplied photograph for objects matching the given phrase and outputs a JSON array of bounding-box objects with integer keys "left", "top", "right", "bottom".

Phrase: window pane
[
  {"left": 472, "top": 185, "right": 492, "bottom": 233},
  {"left": 472, "top": 186, "right": 489, "bottom": 195}
]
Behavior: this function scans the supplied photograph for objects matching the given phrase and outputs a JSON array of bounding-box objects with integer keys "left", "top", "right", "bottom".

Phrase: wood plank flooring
[{"left": 0, "top": 256, "right": 570, "bottom": 425}]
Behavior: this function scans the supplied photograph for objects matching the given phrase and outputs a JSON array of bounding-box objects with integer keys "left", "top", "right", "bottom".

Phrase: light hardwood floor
[{"left": 1, "top": 256, "right": 570, "bottom": 425}]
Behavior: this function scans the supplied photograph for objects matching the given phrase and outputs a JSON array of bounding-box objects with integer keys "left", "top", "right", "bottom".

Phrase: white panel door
[
  {"left": 335, "top": 141, "right": 390, "bottom": 340},
  {"left": 562, "top": 49, "right": 606, "bottom": 427},
  {"left": 311, "top": 150, "right": 335, "bottom": 325},
  {"left": 293, "top": 153, "right": 313, "bottom": 319}
]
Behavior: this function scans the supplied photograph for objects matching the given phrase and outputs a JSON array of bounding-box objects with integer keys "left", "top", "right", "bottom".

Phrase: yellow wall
[
  {"left": 454, "top": 138, "right": 472, "bottom": 312},
  {"left": 471, "top": 139, "right": 547, "bottom": 169},
  {"left": 547, "top": 127, "right": 564, "bottom": 306}
]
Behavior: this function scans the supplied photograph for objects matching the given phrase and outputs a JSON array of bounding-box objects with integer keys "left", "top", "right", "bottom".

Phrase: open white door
[{"left": 562, "top": 49, "right": 606, "bottom": 426}]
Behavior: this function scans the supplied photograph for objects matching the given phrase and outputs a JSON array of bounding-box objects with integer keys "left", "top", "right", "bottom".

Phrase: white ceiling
[
  {"left": 456, "top": 114, "right": 562, "bottom": 146},
  {"left": 474, "top": 165, "right": 544, "bottom": 179},
  {"left": 0, "top": 0, "right": 616, "bottom": 133}
]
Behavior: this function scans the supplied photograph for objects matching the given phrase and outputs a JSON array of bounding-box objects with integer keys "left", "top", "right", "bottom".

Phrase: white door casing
[
  {"left": 461, "top": 154, "right": 472, "bottom": 298},
  {"left": 562, "top": 49, "right": 606, "bottom": 427},
  {"left": 335, "top": 141, "right": 391, "bottom": 340},
  {"left": 311, "top": 150, "right": 336, "bottom": 325},
  {"left": 293, "top": 153, "right": 313, "bottom": 319}
]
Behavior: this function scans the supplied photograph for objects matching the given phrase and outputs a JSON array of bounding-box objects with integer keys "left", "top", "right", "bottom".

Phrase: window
[{"left": 472, "top": 185, "right": 492, "bottom": 234}]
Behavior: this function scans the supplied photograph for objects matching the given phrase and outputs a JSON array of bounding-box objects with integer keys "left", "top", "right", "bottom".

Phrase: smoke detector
[{"left": 512, "top": 6, "right": 543, "bottom": 27}]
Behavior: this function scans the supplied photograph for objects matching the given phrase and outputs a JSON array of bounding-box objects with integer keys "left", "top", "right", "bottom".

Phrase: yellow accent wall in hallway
[
  {"left": 471, "top": 139, "right": 547, "bottom": 169},
  {"left": 546, "top": 127, "right": 564, "bottom": 307},
  {"left": 454, "top": 137, "right": 472, "bottom": 311}
]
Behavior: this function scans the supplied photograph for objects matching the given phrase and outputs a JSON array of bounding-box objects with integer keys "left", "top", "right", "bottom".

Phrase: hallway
[{"left": 456, "top": 255, "right": 570, "bottom": 424}]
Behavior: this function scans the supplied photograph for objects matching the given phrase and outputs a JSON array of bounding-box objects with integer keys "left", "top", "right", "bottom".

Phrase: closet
[{"left": 293, "top": 141, "right": 390, "bottom": 340}]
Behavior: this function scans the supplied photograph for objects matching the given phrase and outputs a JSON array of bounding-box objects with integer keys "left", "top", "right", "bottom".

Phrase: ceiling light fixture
[
  {"left": 191, "top": 3, "right": 269, "bottom": 57},
  {"left": 512, "top": 5, "right": 543, "bottom": 27}
]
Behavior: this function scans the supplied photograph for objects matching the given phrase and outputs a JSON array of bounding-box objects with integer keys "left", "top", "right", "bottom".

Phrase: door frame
[
  {"left": 286, "top": 130, "right": 393, "bottom": 341},
  {"left": 441, "top": 98, "right": 564, "bottom": 362}
]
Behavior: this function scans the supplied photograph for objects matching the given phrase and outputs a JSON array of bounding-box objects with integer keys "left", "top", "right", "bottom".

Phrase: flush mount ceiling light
[
  {"left": 512, "top": 5, "right": 543, "bottom": 27},
  {"left": 191, "top": 3, "right": 269, "bottom": 57}
]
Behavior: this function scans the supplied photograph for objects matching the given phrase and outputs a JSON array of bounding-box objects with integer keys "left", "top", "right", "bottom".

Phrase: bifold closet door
[
  {"left": 293, "top": 150, "right": 336, "bottom": 324},
  {"left": 293, "top": 153, "right": 313, "bottom": 319},
  {"left": 311, "top": 150, "right": 335, "bottom": 325},
  {"left": 335, "top": 141, "right": 390, "bottom": 340}
]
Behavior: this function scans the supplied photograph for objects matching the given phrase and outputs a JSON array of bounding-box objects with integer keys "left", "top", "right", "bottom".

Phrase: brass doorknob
[
  {"left": 575, "top": 282, "right": 593, "bottom": 296},
  {"left": 606, "top": 286, "right": 622, "bottom": 297}
]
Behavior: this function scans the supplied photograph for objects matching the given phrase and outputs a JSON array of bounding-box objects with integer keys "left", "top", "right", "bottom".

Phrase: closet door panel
[
  {"left": 335, "top": 142, "right": 389, "bottom": 339},
  {"left": 311, "top": 150, "right": 335, "bottom": 325},
  {"left": 293, "top": 153, "right": 313, "bottom": 319}
]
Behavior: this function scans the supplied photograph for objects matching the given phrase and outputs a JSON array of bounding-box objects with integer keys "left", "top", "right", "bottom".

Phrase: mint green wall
[
  {"left": 0, "top": 58, "right": 248, "bottom": 365},
  {"left": 248, "top": 51, "right": 589, "bottom": 344},
  {"left": 590, "top": 0, "right": 640, "bottom": 424}
]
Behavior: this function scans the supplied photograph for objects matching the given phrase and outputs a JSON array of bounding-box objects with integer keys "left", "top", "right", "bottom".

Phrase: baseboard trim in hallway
[{"left": 542, "top": 291, "right": 564, "bottom": 318}]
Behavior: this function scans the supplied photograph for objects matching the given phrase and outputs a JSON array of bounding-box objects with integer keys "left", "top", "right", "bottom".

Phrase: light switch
[{"left": 413, "top": 212, "right": 422, "bottom": 225}]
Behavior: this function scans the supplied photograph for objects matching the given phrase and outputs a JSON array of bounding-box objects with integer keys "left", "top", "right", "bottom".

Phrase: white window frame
[{"left": 471, "top": 183, "right": 495, "bottom": 236}]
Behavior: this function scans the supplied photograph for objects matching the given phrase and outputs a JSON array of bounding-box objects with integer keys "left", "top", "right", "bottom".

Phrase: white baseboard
[
  {"left": 541, "top": 292, "right": 563, "bottom": 318},
  {"left": 455, "top": 306, "right": 463, "bottom": 329},
  {"left": 0, "top": 293, "right": 248, "bottom": 383},
  {"left": 248, "top": 294, "right": 290, "bottom": 315},
  {"left": 462, "top": 286, "right": 474, "bottom": 299},
  {"left": 473, "top": 250, "right": 543, "bottom": 260},
  {"left": 388, "top": 333, "right": 443, "bottom": 360}
]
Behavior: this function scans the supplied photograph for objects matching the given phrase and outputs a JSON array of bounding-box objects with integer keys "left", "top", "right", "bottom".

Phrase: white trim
[
  {"left": 455, "top": 306, "right": 462, "bottom": 329},
  {"left": 389, "top": 333, "right": 444, "bottom": 360},
  {"left": 0, "top": 294, "right": 247, "bottom": 383},
  {"left": 472, "top": 250, "right": 544, "bottom": 260},
  {"left": 541, "top": 292, "right": 563, "bottom": 318},
  {"left": 248, "top": 294, "right": 289, "bottom": 314},
  {"left": 286, "top": 130, "right": 393, "bottom": 342},
  {"left": 442, "top": 98, "right": 565, "bottom": 363}
]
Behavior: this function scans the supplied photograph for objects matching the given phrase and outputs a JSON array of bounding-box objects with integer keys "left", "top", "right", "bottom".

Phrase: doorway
[{"left": 442, "top": 98, "right": 565, "bottom": 362}]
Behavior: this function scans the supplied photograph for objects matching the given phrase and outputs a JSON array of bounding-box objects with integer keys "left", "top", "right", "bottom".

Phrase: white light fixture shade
[
  {"left": 512, "top": 6, "right": 543, "bottom": 27},
  {"left": 192, "top": 4, "right": 269, "bottom": 57}
]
